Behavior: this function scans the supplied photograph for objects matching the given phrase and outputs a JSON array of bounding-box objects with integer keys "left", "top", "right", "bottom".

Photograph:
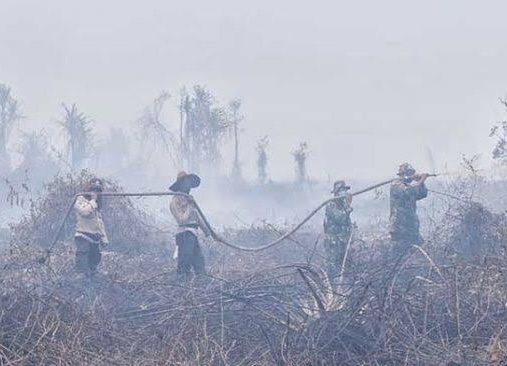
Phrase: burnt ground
[{"left": 2, "top": 175, "right": 507, "bottom": 365}]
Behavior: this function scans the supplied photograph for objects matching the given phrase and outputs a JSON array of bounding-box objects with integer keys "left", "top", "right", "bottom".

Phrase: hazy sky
[{"left": 2, "top": 0, "right": 507, "bottom": 181}]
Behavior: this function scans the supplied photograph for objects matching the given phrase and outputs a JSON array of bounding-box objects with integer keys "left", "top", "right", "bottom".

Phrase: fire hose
[{"left": 40, "top": 175, "right": 437, "bottom": 264}]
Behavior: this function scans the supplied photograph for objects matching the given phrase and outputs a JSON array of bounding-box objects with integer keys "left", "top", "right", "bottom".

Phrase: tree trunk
[
  {"left": 232, "top": 122, "right": 241, "bottom": 179},
  {"left": 0, "top": 127, "right": 10, "bottom": 174}
]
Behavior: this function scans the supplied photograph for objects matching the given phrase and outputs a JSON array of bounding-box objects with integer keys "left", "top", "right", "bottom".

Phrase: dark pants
[
  {"left": 391, "top": 233, "right": 424, "bottom": 256},
  {"left": 75, "top": 236, "right": 102, "bottom": 276},
  {"left": 176, "top": 231, "right": 205, "bottom": 277}
]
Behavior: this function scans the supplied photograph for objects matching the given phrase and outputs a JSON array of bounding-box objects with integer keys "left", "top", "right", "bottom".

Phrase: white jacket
[
  {"left": 74, "top": 196, "right": 109, "bottom": 243},
  {"left": 169, "top": 195, "right": 210, "bottom": 237}
]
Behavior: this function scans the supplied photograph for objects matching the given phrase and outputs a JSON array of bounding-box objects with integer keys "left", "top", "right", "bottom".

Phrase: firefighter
[
  {"left": 169, "top": 171, "right": 210, "bottom": 280},
  {"left": 74, "top": 178, "right": 108, "bottom": 277},
  {"left": 323, "top": 180, "right": 353, "bottom": 279},
  {"left": 389, "top": 163, "right": 429, "bottom": 253}
]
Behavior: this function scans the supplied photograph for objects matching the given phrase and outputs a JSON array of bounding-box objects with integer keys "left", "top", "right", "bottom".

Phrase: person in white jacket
[
  {"left": 169, "top": 171, "right": 210, "bottom": 280},
  {"left": 74, "top": 178, "right": 109, "bottom": 277}
]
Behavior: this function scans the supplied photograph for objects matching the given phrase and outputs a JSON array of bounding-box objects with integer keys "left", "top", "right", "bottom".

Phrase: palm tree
[
  {"left": 229, "top": 99, "right": 243, "bottom": 180},
  {"left": 0, "top": 83, "right": 23, "bottom": 174},
  {"left": 57, "top": 104, "right": 93, "bottom": 171},
  {"left": 292, "top": 141, "right": 309, "bottom": 184},
  {"left": 256, "top": 136, "right": 269, "bottom": 184}
]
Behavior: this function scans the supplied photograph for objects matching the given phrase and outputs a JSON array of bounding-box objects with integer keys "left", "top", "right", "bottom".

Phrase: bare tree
[
  {"left": 137, "top": 91, "right": 180, "bottom": 167},
  {"left": 490, "top": 98, "right": 507, "bottom": 162},
  {"left": 229, "top": 99, "right": 243, "bottom": 180},
  {"left": 0, "top": 83, "right": 23, "bottom": 174},
  {"left": 256, "top": 136, "right": 269, "bottom": 184},
  {"left": 292, "top": 141, "right": 309, "bottom": 184},
  {"left": 57, "top": 104, "right": 94, "bottom": 171}
]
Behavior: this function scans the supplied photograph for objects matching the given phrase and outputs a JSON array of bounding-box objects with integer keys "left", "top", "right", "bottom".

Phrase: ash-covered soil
[{"left": 2, "top": 175, "right": 507, "bottom": 365}]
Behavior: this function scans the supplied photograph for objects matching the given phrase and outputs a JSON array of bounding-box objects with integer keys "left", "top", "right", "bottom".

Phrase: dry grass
[{"left": 2, "top": 175, "right": 507, "bottom": 365}]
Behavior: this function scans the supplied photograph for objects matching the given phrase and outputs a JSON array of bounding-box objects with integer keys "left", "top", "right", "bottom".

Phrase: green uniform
[
  {"left": 389, "top": 180, "right": 427, "bottom": 252},
  {"left": 323, "top": 195, "right": 352, "bottom": 278}
]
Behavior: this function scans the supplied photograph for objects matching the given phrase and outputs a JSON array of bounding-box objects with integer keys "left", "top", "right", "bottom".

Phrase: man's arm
[
  {"left": 170, "top": 196, "right": 211, "bottom": 236},
  {"left": 75, "top": 196, "right": 97, "bottom": 217},
  {"left": 170, "top": 197, "right": 193, "bottom": 223},
  {"left": 412, "top": 173, "right": 429, "bottom": 200}
]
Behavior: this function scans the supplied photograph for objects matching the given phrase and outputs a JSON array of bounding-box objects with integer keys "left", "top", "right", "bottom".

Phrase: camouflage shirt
[
  {"left": 324, "top": 197, "right": 353, "bottom": 242},
  {"left": 389, "top": 180, "right": 428, "bottom": 244}
]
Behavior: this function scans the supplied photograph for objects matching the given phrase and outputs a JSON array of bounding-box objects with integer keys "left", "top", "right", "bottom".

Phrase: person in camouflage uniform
[
  {"left": 323, "top": 180, "right": 353, "bottom": 279},
  {"left": 389, "top": 163, "right": 429, "bottom": 253}
]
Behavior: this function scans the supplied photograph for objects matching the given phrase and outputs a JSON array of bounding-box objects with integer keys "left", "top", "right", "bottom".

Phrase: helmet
[
  {"left": 397, "top": 163, "right": 416, "bottom": 178},
  {"left": 332, "top": 180, "right": 351, "bottom": 194}
]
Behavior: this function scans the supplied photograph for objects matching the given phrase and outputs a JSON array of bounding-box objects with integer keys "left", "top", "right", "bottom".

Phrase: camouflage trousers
[{"left": 323, "top": 234, "right": 349, "bottom": 279}]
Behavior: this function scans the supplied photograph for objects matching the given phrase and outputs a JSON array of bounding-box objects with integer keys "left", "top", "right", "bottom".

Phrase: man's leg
[
  {"left": 335, "top": 237, "right": 348, "bottom": 277},
  {"left": 88, "top": 242, "right": 102, "bottom": 275},
  {"left": 391, "top": 234, "right": 411, "bottom": 257},
  {"left": 75, "top": 237, "right": 90, "bottom": 276},
  {"left": 176, "top": 233, "right": 192, "bottom": 279},
  {"left": 190, "top": 235, "right": 206, "bottom": 275},
  {"left": 323, "top": 235, "right": 340, "bottom": 279}
]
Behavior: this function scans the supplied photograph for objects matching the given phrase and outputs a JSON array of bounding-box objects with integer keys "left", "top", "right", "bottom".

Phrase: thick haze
[{"left": 2, "top": 0, "right": 507, "bottom": 181}]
